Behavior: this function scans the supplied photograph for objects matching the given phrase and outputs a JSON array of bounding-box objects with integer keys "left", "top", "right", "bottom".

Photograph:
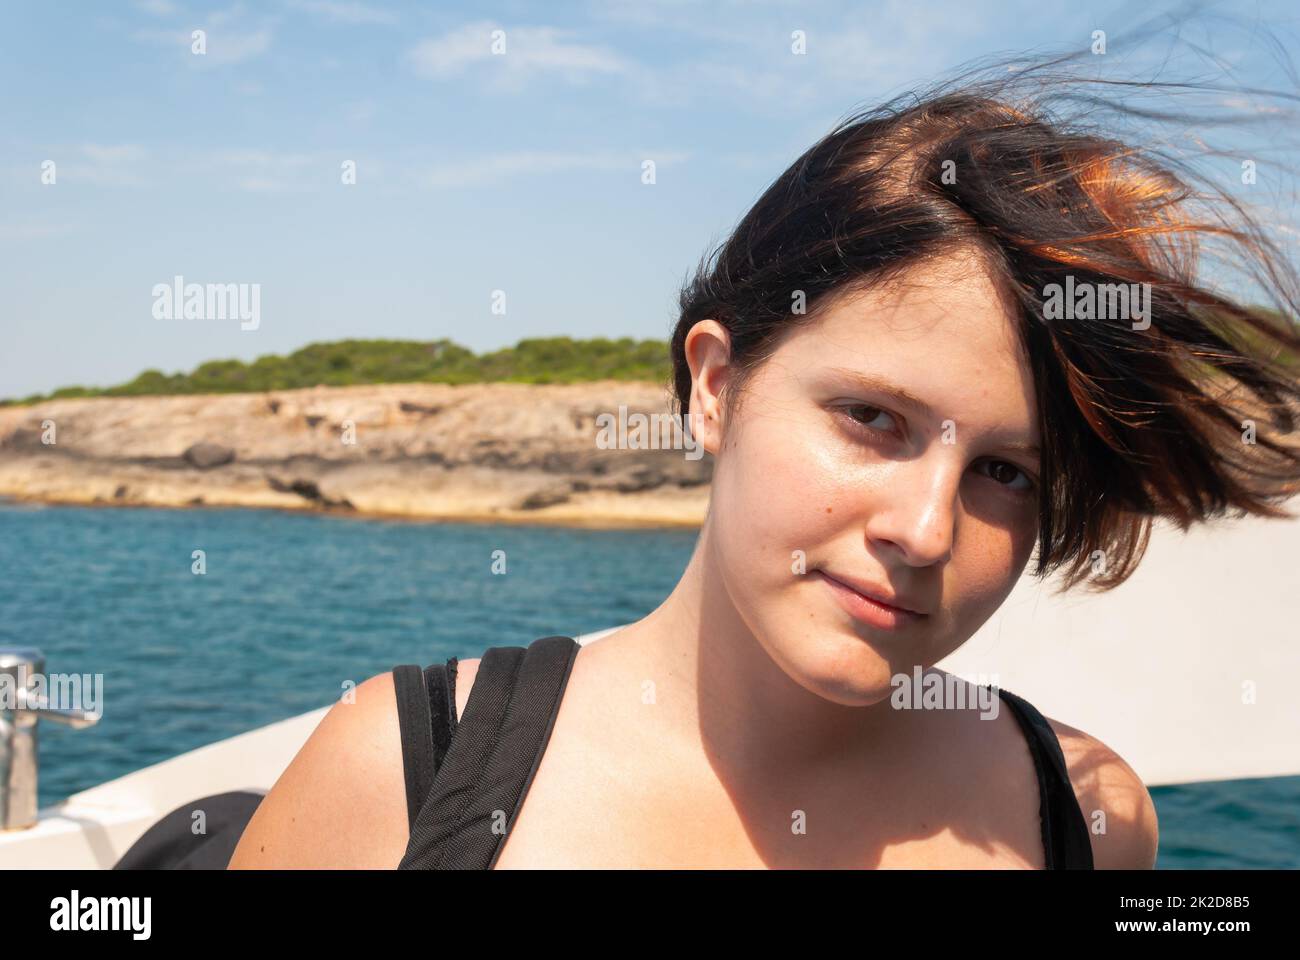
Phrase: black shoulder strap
[
  {"left": 997, "top": 687, "right": 1095, "bottom": 870},
  {"left": 392, "top": 664, "right": 435, "bottom": 832},
  {"left": 399, "top": 635, "right": 580, "bottom": 870},
  {"left": 393, "top": 658, "right": 459, "bottom": 832},
  {"left": 425, "top": 658, "right": 458, "bottom": 768}
]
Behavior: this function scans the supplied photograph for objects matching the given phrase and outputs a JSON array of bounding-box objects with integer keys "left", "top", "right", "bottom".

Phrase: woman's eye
[
  {"left": 841, "top": 404, "right": 899, "bottom": 435},
  {"left": 977, "top": 459, "right": 1034, "bottom": 492}
]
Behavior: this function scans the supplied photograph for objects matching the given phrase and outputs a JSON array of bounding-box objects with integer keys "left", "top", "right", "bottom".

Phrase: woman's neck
[{"left": 598, "top": 524, "right": 911, "bottom": 786}]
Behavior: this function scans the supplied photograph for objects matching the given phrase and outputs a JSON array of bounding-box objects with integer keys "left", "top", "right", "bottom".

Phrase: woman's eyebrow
[
  {"left": 825, "top": 366, "right": 1042, "bottom": 458},
  {"left": 824, "top": 367, "right": 937, "bottom": 419},
  {"left": 997, "top": 439, "right": 1042, "bottom": 457}
]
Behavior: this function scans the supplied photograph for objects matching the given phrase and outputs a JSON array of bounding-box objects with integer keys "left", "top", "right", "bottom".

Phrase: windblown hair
[{"left": 670, "top": 33, "right": 1300, "bottom": 592}]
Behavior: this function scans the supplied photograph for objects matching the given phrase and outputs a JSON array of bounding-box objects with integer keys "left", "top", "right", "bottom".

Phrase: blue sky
[{"left": 2, "top": 0, "right": 1297, "bottom": 398}]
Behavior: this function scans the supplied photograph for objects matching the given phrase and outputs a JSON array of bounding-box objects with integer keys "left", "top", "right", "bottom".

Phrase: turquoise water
[{"left": 1, "top": 501, "right": 1294, "bottom": 868}]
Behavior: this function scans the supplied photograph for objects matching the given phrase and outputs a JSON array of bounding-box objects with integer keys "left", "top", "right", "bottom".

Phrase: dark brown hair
[{"left": 670, "top": 36, "right": 1300, "bottom": 592}]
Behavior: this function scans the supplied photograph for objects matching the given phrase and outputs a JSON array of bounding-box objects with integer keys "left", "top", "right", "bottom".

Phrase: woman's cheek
[
  {"left": 738, "top": 413, "right": 841, "bottom": 530},
  {"left": 711, "top": 418, "right": 836, "bottom": 601},
  {"left": 946, "top": 520, "right": 1028, "bottom": 642}
]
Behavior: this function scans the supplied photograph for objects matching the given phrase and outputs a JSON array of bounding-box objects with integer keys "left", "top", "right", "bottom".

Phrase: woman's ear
[{"left": 683, "top": 319, "right": 733, "bottom": 456}]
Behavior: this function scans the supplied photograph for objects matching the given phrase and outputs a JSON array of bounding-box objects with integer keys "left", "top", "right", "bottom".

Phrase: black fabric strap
[
  {"left": 423, "top": 659, "right": 457, "bottom": 773},
  {"left": 996, "top": 687, "right": 1095, "bottom": 870},
  {"left": 445, "top": 657, "right": 459, "bottom": 729},
  {"left": 399, "top": 635, "right": 579, "bottom": 870},
  {"left": 392, "top": 664, "right": 435, "bottom": 833}
]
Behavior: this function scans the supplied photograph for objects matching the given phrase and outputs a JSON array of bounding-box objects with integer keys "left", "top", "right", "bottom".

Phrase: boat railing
[{"left": 0, "top": 647, "right": 101, "bottom": 832}]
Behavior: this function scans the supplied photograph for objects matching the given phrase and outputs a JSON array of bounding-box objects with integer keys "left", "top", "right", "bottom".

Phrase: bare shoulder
[
  {"left": 228, "top": 671, "right": 410, "bottom": 869},
  {"left": 1045, "top": 715, "right": 1159, "bottom": 869}
]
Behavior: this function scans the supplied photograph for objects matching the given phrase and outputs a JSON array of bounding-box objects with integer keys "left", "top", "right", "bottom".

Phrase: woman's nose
[{"left": 862, "top": 461, "right": 958, "bottom": 567}]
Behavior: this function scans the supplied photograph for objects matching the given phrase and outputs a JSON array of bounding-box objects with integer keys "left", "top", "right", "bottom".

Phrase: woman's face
[{"left": 688, "top": 252, "right": 1041, "bottom": 707}]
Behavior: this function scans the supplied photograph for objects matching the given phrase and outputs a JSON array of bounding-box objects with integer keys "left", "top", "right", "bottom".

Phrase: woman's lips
[{"left": 815, "top": 570, "right": 925, "bottom": 630}]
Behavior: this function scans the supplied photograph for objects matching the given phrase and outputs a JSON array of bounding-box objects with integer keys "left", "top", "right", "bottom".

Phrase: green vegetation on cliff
[{"left": 2, "top": 337, "right": 674, "bottom": 406}]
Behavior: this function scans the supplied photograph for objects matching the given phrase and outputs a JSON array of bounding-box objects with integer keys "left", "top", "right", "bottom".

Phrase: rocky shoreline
[{"left": 0, "top": 382, "right": 712, "bottom": 527}]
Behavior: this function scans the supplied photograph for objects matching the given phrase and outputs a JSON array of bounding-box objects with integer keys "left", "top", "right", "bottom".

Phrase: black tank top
[{"left": 392, "top": 635, "right": 1094, "bottom": 869}]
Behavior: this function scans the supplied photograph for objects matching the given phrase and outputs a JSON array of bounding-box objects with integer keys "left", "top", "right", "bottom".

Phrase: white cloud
[
  {"left": 130, "top": 27, "right": 185, "bottom": 47},
  {"left": 214, "top": 149, "right": 315, "bottom": 167},
  {"left": 588, "top": 0, "right": 798, "bottom": 42},
  {"left": 286, "top": 0, "right": 397, "bottom": 25},
  {"left": 31, "top": 144, "right": 153, "bottom": 186},
  {"left": 584, "top": 0, "right": 1009, "bottom": 114},
  {"left": 131, "top": 26, "right": 272, "bottom": 65},
  {"left": 131, "top": 3, "right": 274, "bottom": 67},
  {"left": 204, "top": 27, "right": 272, "bottom": 65},
  {"left": 208, "top": 149, "right": 329, "bottom": 192},
  {"left": 81, "top": 143, "right": 148, "bottom": 164},
  {"left": 217, "top": 151, "right": 308, "bottom": 187},
  {"left": 423, "top": 148, "right": 687, "bottom": 188},
  {"left": 407, "top": 21, "right": 628, "bottom": 87},
  {"left": 235, "top": 177, "right": 291, "bottom": 192},
  {"left": 133, "top": 0, "right": 178, "bottom": 15}
]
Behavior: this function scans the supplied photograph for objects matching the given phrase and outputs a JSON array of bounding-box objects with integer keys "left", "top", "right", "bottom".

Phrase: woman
[{"left": 230, "top": 59, "right": 1300, "bottom": 870}]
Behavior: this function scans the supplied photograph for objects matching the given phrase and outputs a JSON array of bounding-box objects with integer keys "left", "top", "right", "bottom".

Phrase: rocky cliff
[{"left": 0, "top": 382, "right": 712, "bottom": 526}]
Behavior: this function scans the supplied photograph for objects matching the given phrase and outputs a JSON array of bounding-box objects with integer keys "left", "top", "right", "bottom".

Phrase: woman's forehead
[
  {"left": 792, "top": 260, "right": 1025, "bottom": 368},
  {"left": 767, "top": 263, "right": 1038, "bottom": 435}
]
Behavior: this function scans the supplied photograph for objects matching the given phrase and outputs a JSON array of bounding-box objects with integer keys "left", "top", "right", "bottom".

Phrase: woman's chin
[
  {"left": 781, "top": 636, "right": 902, "bottom": 707},
  {"left": 805, "top": 680, "right": 896, "bottom": 708}
]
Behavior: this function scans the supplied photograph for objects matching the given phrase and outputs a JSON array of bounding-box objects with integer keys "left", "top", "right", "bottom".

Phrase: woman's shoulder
[
  {"left": 228, "top": 670, "right": 413, "bottom": 869},
  {"left": 228, "top": 651, "right": 494, "bottom": 869},
  {"left": 1041, "top": 712, "right": 1160, "bottom": 869},
  {"left": 932, "top": 673, "right": 1158, "bottom": 869}
]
